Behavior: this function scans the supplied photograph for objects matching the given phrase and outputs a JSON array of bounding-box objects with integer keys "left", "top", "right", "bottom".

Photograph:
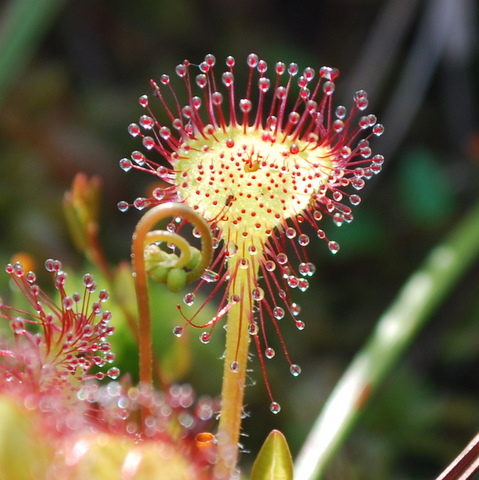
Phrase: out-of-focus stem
[
  {"left": 435, "top": 431, "right": 479, "bottom": 480},
  {"left": 294, "top": 200, "right": 479, "bottom": 480}
]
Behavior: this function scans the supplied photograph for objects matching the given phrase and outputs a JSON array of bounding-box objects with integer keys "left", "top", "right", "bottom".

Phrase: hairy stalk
[
  {"left": 131, "top": 203, "right": 212, "bottom": 425},
  {"left": 214, "top": 256, "right": 255, "bottom": 480},
  {"left": 294, "top": 200, "right": 479, "bottom": 480}
]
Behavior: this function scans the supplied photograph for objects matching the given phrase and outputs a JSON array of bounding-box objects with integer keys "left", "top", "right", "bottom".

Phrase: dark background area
[{"left": 1, "top": 0, "right": 479, "bottom": 478}]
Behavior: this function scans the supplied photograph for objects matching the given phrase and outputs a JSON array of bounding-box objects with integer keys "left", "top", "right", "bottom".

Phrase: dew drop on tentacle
[
  {"left": 328, "top": 241, "right": 340, "bottom": 254},
  {"left": 200, "top": 332, "right": 211, "bottom": 344},
  {"left": 286, "top": 227, "right": 296, "bottom": 239},
  {"left": 222, "top": 71, "right": 234, "bottom": 87},
  {"left": 134, "top": 197, "right": 148, "bottom": 210},
  {"left": 150, "top": 188, "right": 164, "bottom": 201},
  {"left": 62, "top": 296, "right": 74, "bottom": 311},
  {"left": 201, "top": 269, "right": 219, "bottom": 283},
  {"left": 350, "top": 194, "right": 361, "bottom": 206},
  {"left": 11, "top": 317, "right": 25, "bottom": 335},
  {"left": 128, "top": 123, "right": 140, "bottom": 137},
  {"left": 105, "top": 352, "right": 115, "bottom": 363},
  {"left": 323, "top": 81, "right": 335, "bottom": 95},
  {"left": 290, "top": 364, "right": 301, "bottom": 376},
  {"left": 287, "top": 276, "right": 299, "bottom": 288},
  {"left": 139, "top": 115, "right": 155, "bottom": 129},
  {"left": 295, "top": 320, "right": 305, "bottom": 330},
  {"left": 336, "top": 105, "right": 347, "bottom": 118},
  {"left": 142, "top": 136, "right": 156, "bottom": 150},
  {"left": 30, "top": 285, "right": 40, "bottom": 298},
  {"left": 264, "top": 260, "right": 276, "bottom": 272},
  {"left": 230, "top": 295, "right": 240, "bottom": 304},
  {"left": 247, "top": 53, "right": 259, "bottom": 68},
  {"left": 184, "top": 292, "right": 195, "bottom": 306},
  {"left": 226, "top": 242, "right": 238, "bottom": 257},
  {"left": 192, "top": 227, "right": 202, "bottom": 238},
  {"left": 248, "top": 323, "right": 259, "bottom": 335},
  {"left": 298, "top": 278, "right": 309, "bottom": 292},
  {"left": 119, "top": 158, "right": 133, "bottom": 171},
  {"left": 333, "top": 119, "right": 344, "bottom": 132},
  {"left": 173, "top": 326, "right": 184, "bottom": 337},
  {"left": 55, "top": 270, "right": 68, "bottom": 288},
  {"left": 131, "top": 150, "right": 146, "bottom": 166},
  {"left": 373, "top": 124, "right": 385, "bottom": 136},
  {"left": 298, "top": 262, "right": 310, "bottom": 276},
  {"left": 99, "top": 289, "right": 109, "bottom": 302},
  {"left": 270, "top": 402, "right": 281, "bottom": 414},
  {"left": 333, "top": 213, "right": 344, "bottom": 227},
  {"left": 25, "top": 271, "right": 36, "bottom": 285},
  {"left": 238, "top": 258, "right": 249, "bottom": 269},
  {"left": 45, "top": 258, "right": 61, "bottom": 272},
  {"left": 291, "top": 303, "right": 301, "bottom": 316},
  {"left": 265, "top": 347, "right": 275, "bottom": 359},
  {"left": 252, "top": 287, "right": 265, "bottom": 301},
  {"left": 117, "top": 201, "right": 129, "bottom": 212},
  {"left": 354, "top": 90, "right": 369, "bottom": 110},
  {"left": 298, "top": 234, "right": 310, "bottom": 246},
  {"left": 107, "top": 367, "right": 120, "bottom": 379},
  {"left": 258, "top": 77, "right": 270, "bottom": 93}
]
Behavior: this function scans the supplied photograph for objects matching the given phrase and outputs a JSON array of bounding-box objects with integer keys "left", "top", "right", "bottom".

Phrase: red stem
[{"left": 131, "top": 203, "right": 213, "bottom": 426}]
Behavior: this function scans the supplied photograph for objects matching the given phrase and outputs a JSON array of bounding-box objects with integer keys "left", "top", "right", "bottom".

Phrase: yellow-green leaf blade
[{"left": 250, "top": 430, "right": 293, "bottom": 480}]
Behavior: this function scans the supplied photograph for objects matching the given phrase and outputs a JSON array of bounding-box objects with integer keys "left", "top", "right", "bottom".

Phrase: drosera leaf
[{"left": 250, "top": 430, "right": 293, "bottom": 480}]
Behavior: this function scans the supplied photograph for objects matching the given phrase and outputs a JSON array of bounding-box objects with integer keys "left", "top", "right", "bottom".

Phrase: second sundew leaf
[{"left": 250, "top": 430, "right": 294, "bottom": 480}]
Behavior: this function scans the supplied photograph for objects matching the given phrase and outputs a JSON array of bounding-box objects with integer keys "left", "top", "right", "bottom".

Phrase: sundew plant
[
  {"left": 119, "top": 53, "right": 384, "bottom": 479},
  {"left": 2, "top": 46, "right": 479, "bottom": 480}
]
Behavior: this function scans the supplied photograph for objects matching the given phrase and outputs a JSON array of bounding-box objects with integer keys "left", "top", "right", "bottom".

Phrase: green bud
[
  {"left": 186, "top": 247, "right": 202, "bottom": 270},
  {"left": 250, "top": 430, "right": 293, "bottom": 480},
  {"left": 147, "top": 265, "right": 169, "bottom": 283},
  {"left": 167, "top": 268, "right": 187, "bottom": 292}
]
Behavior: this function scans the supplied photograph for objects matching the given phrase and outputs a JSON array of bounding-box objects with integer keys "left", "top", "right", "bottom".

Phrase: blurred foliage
[{"left": 1, "top": 0, "right": 479, "bottom": 479}]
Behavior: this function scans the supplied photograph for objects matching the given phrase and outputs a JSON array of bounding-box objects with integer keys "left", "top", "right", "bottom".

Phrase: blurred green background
[{"left": 1, "top": 0, "right": 479, "bottom": 478}]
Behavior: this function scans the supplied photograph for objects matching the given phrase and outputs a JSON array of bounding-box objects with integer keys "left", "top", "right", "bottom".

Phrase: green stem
[
  {"left": 131, "top": 203, "right": 212, "bottom": 425},
  {"left": 214, "top": 258, "right": 255, "bottom": 480},
  {"left": 294, "top": 200, "right": 479, "bottom": 480},
  {"left": 0, "top": 0, "right": 66, "bottom": 106}
]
